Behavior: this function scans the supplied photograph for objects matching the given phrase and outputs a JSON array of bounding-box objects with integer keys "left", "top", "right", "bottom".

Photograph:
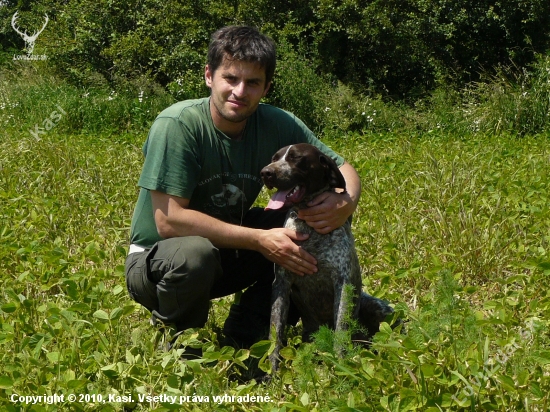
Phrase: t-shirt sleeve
[
  {"left": 137, "top": 116, "right": 200, "bottom": 199},
  {"left": 290, "top": 115, "right": 345, "bottom": 167}
]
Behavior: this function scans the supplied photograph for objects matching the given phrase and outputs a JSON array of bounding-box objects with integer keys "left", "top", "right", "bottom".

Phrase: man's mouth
[
  {"left": 228, "top": 99, "right": 247, "bottom": 108},
  {"left": 265, "top": 185, "right": 306, "bottom": 210}
]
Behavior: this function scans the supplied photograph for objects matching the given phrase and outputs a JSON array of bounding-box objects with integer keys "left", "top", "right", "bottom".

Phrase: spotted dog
[{"left": 261, "top": 143, "right": 394, "bottom": 371}]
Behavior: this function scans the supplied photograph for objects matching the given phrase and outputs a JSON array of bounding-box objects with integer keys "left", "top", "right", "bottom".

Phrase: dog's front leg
[{"left": 269, "top": 269, "right": 292, "bottom": 371}]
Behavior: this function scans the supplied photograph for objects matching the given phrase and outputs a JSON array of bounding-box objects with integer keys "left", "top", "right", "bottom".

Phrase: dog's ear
[{"left": 320, "top": 155, "right": 346, "bottom": 190}]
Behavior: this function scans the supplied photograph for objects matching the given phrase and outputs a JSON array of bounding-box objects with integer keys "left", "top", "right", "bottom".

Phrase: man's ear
[
  {"left": 262, "top": 81, "right": 272, "bottom": 97},
  {"left": 205, "top": 64, "right": 213, "bottom": 88}
]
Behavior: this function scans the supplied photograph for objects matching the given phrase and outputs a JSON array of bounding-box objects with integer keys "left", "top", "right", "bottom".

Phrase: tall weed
[
  {"left": 0, "top": 68, "right": 174, "bottom": 136},
  {"left": 3, "top": 53, "right": 550, "bottom": 139},
  {"left": 462, "top": 55, "right": 550, "bottom": 136}
]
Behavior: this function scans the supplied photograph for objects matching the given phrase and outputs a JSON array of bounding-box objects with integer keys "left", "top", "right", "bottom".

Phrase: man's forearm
[
  {"left": 152, "top": 190, "right": 262, "bottom": 250},
  {"left": 155, "top": 206, "right": 261, "bottom": 250},
  {"left": 339, "top": 161, "right": 361, "bottom": 216}
]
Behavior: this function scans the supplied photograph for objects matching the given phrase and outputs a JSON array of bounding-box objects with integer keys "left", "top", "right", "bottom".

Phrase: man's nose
[{"left": 232, "top": 81, "right": 246, "bottom": 97}]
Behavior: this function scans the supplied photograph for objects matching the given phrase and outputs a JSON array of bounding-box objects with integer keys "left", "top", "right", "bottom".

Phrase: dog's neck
[
  {"left": 292, "top": 185, "right": 334, "bottom": 210},
  {"left": 292, "top": 186, "right": 334, "bottom": 210}
]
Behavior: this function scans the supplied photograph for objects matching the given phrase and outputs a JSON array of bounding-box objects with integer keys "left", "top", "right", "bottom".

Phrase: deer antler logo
[{"left": 11, "top": 12, "right": 49, "bottom": 56}]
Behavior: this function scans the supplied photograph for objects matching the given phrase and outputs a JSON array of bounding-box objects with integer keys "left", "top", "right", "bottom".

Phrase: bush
[
  {"left": 264, "top": 39, "right": 333, "bottom": 133},
  {"left": 311, "top": 0, "right": 550, "bottom": 99},
  {"left": 2, "top": 0, "right": 549, "bottom": 102}
]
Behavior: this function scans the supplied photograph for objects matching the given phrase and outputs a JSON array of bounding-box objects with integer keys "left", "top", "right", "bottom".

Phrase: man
[{"left": 125, "top": 26, "right": 361, "bottom": 347}]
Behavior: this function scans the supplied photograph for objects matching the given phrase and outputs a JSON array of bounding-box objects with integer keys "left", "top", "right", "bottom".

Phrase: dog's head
[{"left": 260, "top": 143, "right": 346, "bottom": 210}]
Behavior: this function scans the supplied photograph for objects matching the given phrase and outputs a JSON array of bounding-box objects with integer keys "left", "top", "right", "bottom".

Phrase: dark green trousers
[{"left": 125, "top": 208, "right": 288, "bottom": 345}]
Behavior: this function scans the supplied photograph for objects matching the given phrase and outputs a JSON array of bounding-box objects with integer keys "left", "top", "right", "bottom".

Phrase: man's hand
[
  {"left": 298, "top": 191, "right": 355, "bottom": 234},
  {"left": 298, "top": 161, "right": 361, "bottom": 234},
  {"left": 256, "top": 228, "right": 317, "bottom": 276}
]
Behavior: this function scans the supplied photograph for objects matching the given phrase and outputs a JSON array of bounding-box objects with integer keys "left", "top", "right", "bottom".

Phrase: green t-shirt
[{"left": 130, "top": 97, "right": 344, "bottom": 247}]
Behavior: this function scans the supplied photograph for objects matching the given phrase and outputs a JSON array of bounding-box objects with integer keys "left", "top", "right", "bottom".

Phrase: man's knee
[{"left": 151, "top": 236, "right": 222, "bottom": 284}]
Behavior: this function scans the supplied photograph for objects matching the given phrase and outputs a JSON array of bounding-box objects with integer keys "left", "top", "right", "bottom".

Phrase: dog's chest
[
  {"left": 283, "top": 211, "right": 359, "bottom": 289},
  {"left": 284, "top": 211, "right": 355, "bottom": 263}
]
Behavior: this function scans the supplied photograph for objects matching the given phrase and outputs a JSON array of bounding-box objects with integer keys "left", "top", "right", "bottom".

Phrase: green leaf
[
  {"left": 496, "top": 374, "right": 516, "bottom": 391},
  {"left": 109, "top": 307, "right": 123, "bottom": 320},
  {"left": 166, "top": 374, "right": 179, "bottom": 389},
  {"left": 379, "top": 322, "right": 393, "bottom": 334},
  {"left": 67, "top": 303, "right": 90, "bottom": 313},
  {"left": 529, "top": 350, "right": 550, "bottom": 366},
  {"left": 46, "top": 352, "right": 60, "bottom": 363},
  {"left": 234, "top": 348, "right": 249, "bottom": 362},
  {"left": 249, "top": 340, "right": 273, "bottom": 358},
  {"left": 67, "top": 379, "right": 87, "bottom": 389},
  {"left": 33, "top": 337, "right": 45, "bottom": 359},
  {"left": 202, "top": 351, "right": 220, "bottom": 360},
  {"left": 1, "top": 302, "right": 18, "bottom": 313},
  {"left": 347, "top": 391, "right": 356, "bottom": 408},
  {"left": 93, "top": 310, "right": 110, "bottom": 320},
  {"left": 530, "top": 382, "right": 544, "bottom": 399},
  {"left": 219, "top": 345, "right": 235, "bottom": 360},
  {"left": 122, "top": 304, "right": 136, "bottom": 316},
  {"left": 280, "top": 346, "right": 297, "bottom": 360},
  {"left": 101, "top": 364, "right": 119, "bottom": 379},
  {"left": 0, "top": 376, "right": 14, "bottom": 389},
  {"left": 112, "top": 285, "right": 123, "bottom": 295}
]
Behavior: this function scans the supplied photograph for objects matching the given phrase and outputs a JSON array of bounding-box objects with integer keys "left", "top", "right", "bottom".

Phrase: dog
[{"left": 260, "top": 143, "right": 394, "bottom": 371}]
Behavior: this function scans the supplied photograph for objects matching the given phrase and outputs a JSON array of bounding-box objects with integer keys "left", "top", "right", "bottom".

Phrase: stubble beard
[{"left": 212, "top": 96, "right": 255, "bottom": 124}]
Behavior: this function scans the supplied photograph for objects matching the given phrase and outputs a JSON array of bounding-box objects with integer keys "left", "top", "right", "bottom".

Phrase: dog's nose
[{"left": 260, "top": 166, "right": 274, "bottom": 180}]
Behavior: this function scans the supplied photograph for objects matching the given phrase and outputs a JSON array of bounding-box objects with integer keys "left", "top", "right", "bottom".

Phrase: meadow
[{"left": 1, "top": 68, "right": 550, "bottom": 411}]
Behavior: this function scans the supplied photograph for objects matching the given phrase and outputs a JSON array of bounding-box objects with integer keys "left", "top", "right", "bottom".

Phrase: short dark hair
[{"left": 207, "top": 26, "right": 276, "bottom": 85}]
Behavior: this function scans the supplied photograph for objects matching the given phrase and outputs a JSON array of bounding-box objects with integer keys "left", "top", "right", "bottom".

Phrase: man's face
[{"left": 205, "top": 57, "right": 271, "bottom": 136}]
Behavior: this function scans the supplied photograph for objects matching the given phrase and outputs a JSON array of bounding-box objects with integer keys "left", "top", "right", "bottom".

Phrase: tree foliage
[{"left": 1, "top": 0, "right": 549, "bottom": 101}]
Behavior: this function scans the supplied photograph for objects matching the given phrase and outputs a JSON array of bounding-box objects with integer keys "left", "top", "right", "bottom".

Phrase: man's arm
[
  {"left": 297, "top": 161, "right": 361, "bottom": 234},
  {"left": 151, "top": 190, "right": 318, "bottom": 276}
]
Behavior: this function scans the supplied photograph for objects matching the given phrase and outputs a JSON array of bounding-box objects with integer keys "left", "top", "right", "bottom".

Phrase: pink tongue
[{"left": 265, "top": 189, "right": 291, "bottom": 210}]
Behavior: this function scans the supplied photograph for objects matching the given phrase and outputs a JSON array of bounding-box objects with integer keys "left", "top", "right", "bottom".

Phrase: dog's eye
[
  {"left": 292, "top": 155, "right": 308, "bottom": 169},
  {"left": 287, "top": 153, "right": 301, "bottom": 162}
]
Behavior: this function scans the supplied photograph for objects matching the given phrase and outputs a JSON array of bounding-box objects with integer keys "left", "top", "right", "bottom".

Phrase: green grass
[
  {"left": 1, "top": 126, "right": 550, "bottom": 411},
  {"left": 1, "top": 62, "right": 550, "bottom": 411}
]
